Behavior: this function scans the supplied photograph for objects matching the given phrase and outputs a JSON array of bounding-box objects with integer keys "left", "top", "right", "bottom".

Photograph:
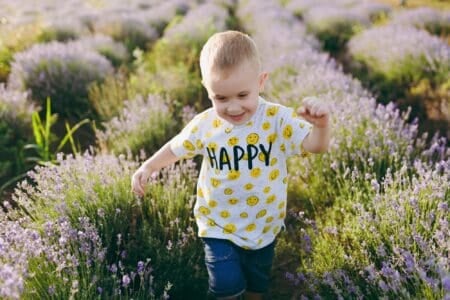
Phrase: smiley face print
[
  {"left": 266, "top": 106, "right": 279, "bottom": 117},
  {"left": 245, "top": 223, "right": 256, "bottom": 232},
  {"left": 246, "top": 133, "right": 259, "bottom": 145},
  {"left": 198, "top": 206, "right": 211, "bottom": 215},
  {"left": 223, "top": 223, "right": 237, "bottom": 234},
  {"left": 210, "top": 178, "right": 221, "bottom": 187},
  {"left": 283, "top": 124, "right": 293, "bottom": 139},
  {"left": 228, "top": 136, "right": 239, "bottom": 146},
  {"left": 228, "top": 198, "right": 239, "bottom": 205},
  {"left": 250, "top": 168, "right": 261, "bottom": 178},
  {"left": 269, "top": 169, "right": 280, "bottom": 181},
  {"left": 228, "top": 170, "right": 240, "bottom": 180},
  {"left": 246, "top": 196, "right": 259, "bottom": 206},
  {"left": 183, "top": 140, "right": 195, "bottom": 151}
]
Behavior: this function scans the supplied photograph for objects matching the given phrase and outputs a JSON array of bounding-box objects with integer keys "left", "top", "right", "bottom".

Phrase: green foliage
[
  {"left": 88, "top": 73, "right": 135, "bottom": 122},
  {"left": 128, "top": 33, "right": 211, "bottom": 114},
  {"left": 25, "top": 98, "right": 89, "bottom": 164}
]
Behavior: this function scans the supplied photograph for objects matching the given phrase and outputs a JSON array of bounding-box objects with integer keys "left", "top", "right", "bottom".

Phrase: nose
[{"left": 227, "top": 99, "right": 242, "bottom": 114}]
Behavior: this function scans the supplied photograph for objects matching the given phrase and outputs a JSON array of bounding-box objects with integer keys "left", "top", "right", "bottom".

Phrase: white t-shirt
[{"left": 170, "top": 96, "right": 312, "bottom": 249}]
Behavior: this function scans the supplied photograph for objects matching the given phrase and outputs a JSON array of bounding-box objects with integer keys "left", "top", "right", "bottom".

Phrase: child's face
[{"left": 203, "top": 59, "right": 268, "bottom": 125}]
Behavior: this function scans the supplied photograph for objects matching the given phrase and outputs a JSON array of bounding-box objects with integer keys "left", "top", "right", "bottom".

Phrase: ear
[{"left": 258, "top": 72, "right": 269, "bottom": 92}]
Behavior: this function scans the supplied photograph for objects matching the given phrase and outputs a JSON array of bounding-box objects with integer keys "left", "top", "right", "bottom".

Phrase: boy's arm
[
  {"left": 131, "top": 141, "right": 180, "bottom": 196},
  {"left": 301, "top": 124, "right": 331, "bottom": 153},
  {"left": 297, "top": 97, "right": 331, "bottom": 153}
]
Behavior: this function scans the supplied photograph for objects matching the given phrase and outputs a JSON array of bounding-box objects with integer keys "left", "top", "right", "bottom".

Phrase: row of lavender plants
[
  {"left": 283, "top": 1, "right": 450, "bottom": 141},
  {"left": 0, "top": 0, "right": 233, "bottom": 298},
  {"left": 0, "top": 0, "right": 189, "bottom": 190},
  {"left": 237, "top": 0, "right": 449, "bottom": 299}
]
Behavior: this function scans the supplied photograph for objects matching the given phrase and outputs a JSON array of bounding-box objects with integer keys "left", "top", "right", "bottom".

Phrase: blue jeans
[{"left": 202, "top": 238, "right": 276, "bottom": 299}]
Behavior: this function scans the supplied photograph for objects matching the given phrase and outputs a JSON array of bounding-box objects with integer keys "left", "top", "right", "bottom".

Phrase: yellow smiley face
[
  {"left": 280, "top": 144, "right": 286, "bottom": 152},
  {"left": 244, "top": 183, "right": 254, "bottom": 190},
  {"left": 199, "top": 229, "right": 207, "bottom": 236},
  {"left": 191, "top": 126, "right": 198, "bottom": 133},
  {"left": 278, "top": 201, "right": 286, "bottom": 209},
  {"left": 258, "top": 153, "right": 265, "bottom": 162},
  {"left": 266, "top": 106, "right": 279, "bottom": 117},
  {"left": 273, "top": 226, "right": 281, "bottom": 235},
  {"left": 228, "top": 136, "right": 239, "bottom": 146},
  {"left": 223, "top": 223, "right": 236, "bottom": 234},
  {"left": 196, "top": 139, "right": 203, "bottom": 149},
  {"left": 246, "top": 133, "right": 259, "bottom": 145},
  {"left": 256, "top": 209, "right": 267, "bottom": 219},
  {"left": 197, "top": 188, "right": 204, "bottom": 198},
  {"left": 183, "top": 140, "right": 195, "bottom": 151},
  {"left": 208, "top": 200, "right": 218, "bottom": 208},
  {"left": 245, "top": 223, "right": 256, "bottom": 232},
  {"left": 220, "top": 210, "right": 230, "bottom": 218},
  {"left": 266, "top": 216, "right": 274, "bottom": 223},
  {"left": 262, "top": 225, "right": 271, "bottom": 234},
  {"left": 211, "top": 178, "right": 221, "bottom": 187},
  {"left": 269, "top": 169, "right": 280, "bottom": 181},
  {"left": 224, "top": 188, "right": 233, "bottom": 195},
  {"left": 262, "top": 121, "right": 271, "bottom": 130},
  {"left": 263, "top": 186, "right": 271, "bottom": 194},
  {"left": 228, "top": 170, "right": 240, "bottom": 180},
  {"left": 246, "top": 196, "right": 259, "bottom": 206},
  {"left": 228, "top": 198, "right": 239, "bottom": 205},
  {"left": 279, "top": 211, "right": 286, "bottom": 219},
  {"left": 212, "top": 119, "right": 222, "bottom": 128},
  {"left": 270, "top": 157, "right": 278, "bottom": 166},
  {"left": 267, "top": 133, "right": 277, "bottom": 143},
  {"left": 250, "top": 168, "right": 261, "bottom": 178},
  {"left": 207, "top": 219, "right": 216, "bottom": 226},
  {"left": 266, "top": 194, "right": 276, "bottom": 204},
  {"left": 240, "top": 212, "right": 248, "bottom": 218},
  {"left": 283, "top": 124, "right": 293, "bottom": 139},
  {"left": 198, "top": 206, "right": 210, "bottom": 215}
]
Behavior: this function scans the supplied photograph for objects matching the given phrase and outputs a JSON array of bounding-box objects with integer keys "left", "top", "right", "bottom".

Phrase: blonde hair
[{"left": 199, "top": 30, "right": 260, "bottom": 81}]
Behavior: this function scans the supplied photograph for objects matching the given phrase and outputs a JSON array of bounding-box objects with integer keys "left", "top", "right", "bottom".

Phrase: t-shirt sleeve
[
  {"left": 279, "top": 106, "right": 313, "bottom": 157},
  {"left": 169, "top": 114, "right": 204, "bottom": 159}
]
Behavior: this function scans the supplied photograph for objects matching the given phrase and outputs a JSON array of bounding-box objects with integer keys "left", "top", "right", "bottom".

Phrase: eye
[
  {"left": 215, "top": 96, "right": 227, "bottom": 102},
  {"left": 238, "top": 94, "right": 248, "bottom": 98}
]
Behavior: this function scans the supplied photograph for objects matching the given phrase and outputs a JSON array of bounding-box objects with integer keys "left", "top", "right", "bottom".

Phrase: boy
[{"left": 132, "top": 31, "right": 331, "bottom": 299}]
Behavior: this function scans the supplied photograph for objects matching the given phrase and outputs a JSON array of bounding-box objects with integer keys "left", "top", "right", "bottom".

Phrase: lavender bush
[
  {"left": 96, "top": 94, "right": 176, "bottom": 156},
  {"left": 8, "top": 151, "right": 207, "bottom": 298},
  {"left": 302, "top": 5, "right": 371, "bottom": 53},
  {"left": 348, "top": 25, "right": 450, "bottom": 85},
  {"left": 0, "top": 85, "right": 35, "bottom": 188},
  {"left": 38, "top": 19, "right": 88, "bottom": 43},
  {"left": 8, "top": 41, "right": 113, "bottom": 119},
  {"left": 390, "top": 7, "right": 450, "bottom": 36},
  {"left": 70, "top": 34, "right": 129, "bottom": 67},
  {"left": 238, "top": 1, "right": 449, "bottom": 299},
  {"left": 92, "top": 14, "right": 159, "bottom": 52}
]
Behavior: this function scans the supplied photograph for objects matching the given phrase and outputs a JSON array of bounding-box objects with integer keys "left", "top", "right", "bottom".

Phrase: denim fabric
[{"left": 202, "top": 238, "right": 276, "bottom": 298}]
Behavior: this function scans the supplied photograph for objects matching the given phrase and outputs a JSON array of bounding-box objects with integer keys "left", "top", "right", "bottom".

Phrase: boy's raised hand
[{"left": 297, "top": 96, "right": 330, "bottom": 128}]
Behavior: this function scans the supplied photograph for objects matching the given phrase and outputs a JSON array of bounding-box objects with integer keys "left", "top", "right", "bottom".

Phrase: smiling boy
[{"left": 132, "top": 30, "right": 331, "bottom": 300}]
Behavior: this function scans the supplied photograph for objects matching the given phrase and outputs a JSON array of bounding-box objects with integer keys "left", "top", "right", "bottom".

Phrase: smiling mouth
[{"left": 228, "top": 112, "right": 245, "bottom": 121}]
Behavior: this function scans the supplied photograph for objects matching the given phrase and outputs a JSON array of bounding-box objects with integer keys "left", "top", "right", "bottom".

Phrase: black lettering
[
  {"left": 233, "top": 146, "right": 245, "bottom": 171},
  {"left": 219, "top": 147, "right": 232, "bottom": 171},
  {"left": 206, "top": 147, "right": 218, "bottom": 169},
  {"left": 259, "top": 142, "right": 273, "bottom": 166},
  {"left": 247, "top": 144, "right": 259, "bottom": 170}
]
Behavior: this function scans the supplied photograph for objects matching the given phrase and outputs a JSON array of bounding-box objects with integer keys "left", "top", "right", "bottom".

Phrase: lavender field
[{"left": 0, "top": 0, "right": 449, "bottom": 299}]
